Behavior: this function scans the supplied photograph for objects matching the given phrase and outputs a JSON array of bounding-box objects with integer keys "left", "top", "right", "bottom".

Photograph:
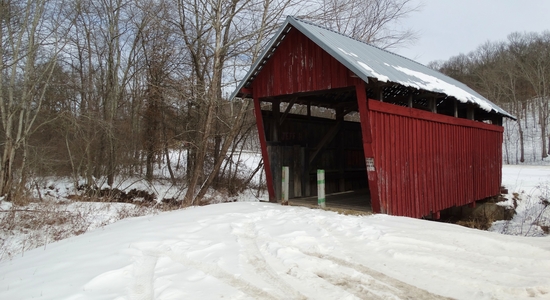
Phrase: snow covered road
[{"left": 1, "top": 202, "right": 549, "bottom": 299}]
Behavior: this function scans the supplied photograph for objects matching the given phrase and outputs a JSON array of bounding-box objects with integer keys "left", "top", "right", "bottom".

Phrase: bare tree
[
  {"left": 0, "top": 0, "right": 70, "bottom": 199},
  {"left": 64, "top": 0, "right": 147, "bottom": 186},
  {"left": 174, "top": 0, "right": 303, "bottom": 205},
  {"left": 137, "top": 0, "right": 182, "bottom": 183},
  {"left": 433, "top": 31, "right": 550, "bottom": 164},
  {"left": 303, "top": 0, "right": 419, "bottom": 48},
  {"left": 508, "top": 32, "right": 550, "bottom": 159}
]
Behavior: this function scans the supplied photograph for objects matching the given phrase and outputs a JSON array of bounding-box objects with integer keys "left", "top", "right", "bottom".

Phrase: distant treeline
[{"left": 430, "top": 32, "right": 550, "bottom": 164}]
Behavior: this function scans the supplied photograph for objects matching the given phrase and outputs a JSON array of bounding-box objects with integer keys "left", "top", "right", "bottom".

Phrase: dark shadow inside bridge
[{"left": 286, "top": 189, "right": 372, "bottom": 214}]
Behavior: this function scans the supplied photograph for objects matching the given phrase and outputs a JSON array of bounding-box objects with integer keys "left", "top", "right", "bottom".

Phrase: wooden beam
[
  {"left": 355, "top": 79, "right": 382, "bottom": 214},
  {"left": 279, "top": 97, "right": 297, "bottom": 125},
  {"left": 253, "top": 96, "right": 276, "bottom": 202}
]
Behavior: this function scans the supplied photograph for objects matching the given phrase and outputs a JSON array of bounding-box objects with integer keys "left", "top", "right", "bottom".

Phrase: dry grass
[{"left": 0, "top": 196, "right": 159, "bottom": 261}]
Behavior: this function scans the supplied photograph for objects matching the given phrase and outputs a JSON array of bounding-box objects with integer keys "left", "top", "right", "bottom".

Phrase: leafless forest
[
  {"left": 430, "top": 32, "right": 550, "bottom": 165},
  {"left": 0, "top": 0, "right": 418, "bottom": 204}
]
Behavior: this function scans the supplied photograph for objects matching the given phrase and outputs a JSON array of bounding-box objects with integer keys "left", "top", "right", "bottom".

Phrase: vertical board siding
[
  {"left": 368, "top": 100, "right": 503, "bottom": 218},
  {"left": 252, "top": 29, "right": 355, "bottom": 98}
]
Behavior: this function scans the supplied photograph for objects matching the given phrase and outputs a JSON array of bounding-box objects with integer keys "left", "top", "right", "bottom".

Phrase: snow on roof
[{"left": 232, "top": 16, "right": 514, "bottom": 119}]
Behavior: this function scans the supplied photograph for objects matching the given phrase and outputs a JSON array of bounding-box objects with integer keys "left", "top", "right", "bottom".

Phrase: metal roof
[{"left": 231, "top": 16, "right": 515, "bottom": 119}]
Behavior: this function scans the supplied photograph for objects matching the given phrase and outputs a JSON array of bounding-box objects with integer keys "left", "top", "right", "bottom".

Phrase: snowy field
[{"left": 0, "top": 166, "right": 549, "bottom": 299}]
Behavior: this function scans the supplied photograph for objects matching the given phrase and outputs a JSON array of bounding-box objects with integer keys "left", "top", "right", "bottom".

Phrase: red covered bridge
[{"left": 231, "top": 16, "right": 515, "bottom": 218}]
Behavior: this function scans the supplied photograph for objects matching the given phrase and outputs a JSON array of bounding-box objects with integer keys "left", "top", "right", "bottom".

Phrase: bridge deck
[{"left": 286, "top": 189, "right": 372, "bottom": 215}]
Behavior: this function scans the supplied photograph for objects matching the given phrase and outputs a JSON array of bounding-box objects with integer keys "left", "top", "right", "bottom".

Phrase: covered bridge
[{"left": 231, "top": 16, "right": 514, "bottom": 218}]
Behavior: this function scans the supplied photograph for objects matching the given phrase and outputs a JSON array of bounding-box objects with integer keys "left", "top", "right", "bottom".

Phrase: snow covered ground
[
  {"left": 1, "top": 202, "right": 549, "bottom": 299},
  {"left": 491, "top": 165, "right": 550, "bottom": 236},
  {"left": 0, "top": 166, "right": 550, "bottom": 299}
]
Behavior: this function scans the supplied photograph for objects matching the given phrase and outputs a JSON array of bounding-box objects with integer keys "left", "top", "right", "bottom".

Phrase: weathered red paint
[
  {"left": 251, "top": 28, "right": 356, "bottom": 98},
  {"left": 253, "top": 93, "right": 276, "bottom": 202},
  {"left": 368, "top": 100, "right": 503, "bottom": 218}
]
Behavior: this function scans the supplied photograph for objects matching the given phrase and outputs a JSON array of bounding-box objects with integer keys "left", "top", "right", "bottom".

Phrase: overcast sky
[{"left": 392, "top": 0, "right": 550, "bottom": 65}]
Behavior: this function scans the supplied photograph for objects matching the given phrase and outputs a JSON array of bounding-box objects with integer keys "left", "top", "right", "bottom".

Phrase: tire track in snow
[
  {"left": 137, "top": 245, "right": 278, "bottom": 300},
  {"left": 231, "top": 221, "right": 307, "bottom": 299},
  {"left": 308, "top": 218, "right": 451, "bottom": 299},
  {"left": 302, "top": 250, "right": 451, "bottom": 300},
  {"left": 258, "top": 226, "right": 450, "bottom": 299}
]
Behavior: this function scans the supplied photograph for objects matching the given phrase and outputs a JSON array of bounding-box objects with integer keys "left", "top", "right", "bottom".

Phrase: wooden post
[
  {"left": 336, "top": 108, "right": 345, "bottom": 192},
  {"left": 355, "top": 79, "right": 382, "bottom": 213},
  {"left": 374, "top": 86, "right": 384, "bottom": 102},
  {"left": 467, "top": 105, "right": 475, "bottom": 120},
  {"left": 429, "top": 98, "right": 437, "bottom": 113},
  {"left": 253, "top": 94, "right": 276, "bottom": 202},
  {"left": 317, "top": 169, "right": 326, "bottom": 208},
  {"left": 282, "top": 166, "right": 289, "bottom": 204},
  {"left": 453, "top": 100, "right": 458, "bottom": 118}
]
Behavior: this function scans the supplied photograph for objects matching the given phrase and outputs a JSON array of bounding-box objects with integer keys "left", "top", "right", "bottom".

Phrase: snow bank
[{"left": 1, "top": 202, "right": 549, "bottom": 299}]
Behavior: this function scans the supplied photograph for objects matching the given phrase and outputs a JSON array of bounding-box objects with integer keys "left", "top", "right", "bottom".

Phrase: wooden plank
[
  {"left": 279, "top": 97, "right": 297, "bottom": 125},
  {"left": 389, "top": 114, "right": 396, "bottom": 215},
  {"left": 406, "top": 117, "right": 413, "bottom": 217},
  {"left": 356, "top": 80, "right": 381, "bottom": 214},
  {"left": 411, "top": 117, "right": 418, "bottom": 216},
  {"left": 252, "top": 95, "right": 276, "bottom": 202},
  {"left": 427, "top": 119, "right": 434, "bottom": 215},
  {"left": 369, "top": 100, "right": 503, "bottom": 132},
  {"left": 440, "top": 121, "right": 444, "bottom": 211}
]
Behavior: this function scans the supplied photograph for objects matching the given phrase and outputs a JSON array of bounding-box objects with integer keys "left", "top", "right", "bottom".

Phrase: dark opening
[{"left": 259, "top": 89, "right": 371, "bottom": 211}]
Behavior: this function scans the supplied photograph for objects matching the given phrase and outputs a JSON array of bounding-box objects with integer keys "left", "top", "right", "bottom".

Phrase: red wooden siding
[
  {"left": 252, "top": 28, "right": 355, "bottom": 98},
  {"left": 368, "top": 100, "right": 503, "bottom": 218}
]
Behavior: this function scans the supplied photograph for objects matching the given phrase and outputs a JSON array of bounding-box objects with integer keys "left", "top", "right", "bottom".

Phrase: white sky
[{"left": 392, "top": 0, "right": 550, "bottom": 65}]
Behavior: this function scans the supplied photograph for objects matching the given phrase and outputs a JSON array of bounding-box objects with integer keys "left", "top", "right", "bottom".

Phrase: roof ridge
[{"left": 288, "top": 15, "right": 428, "bottom": 69}]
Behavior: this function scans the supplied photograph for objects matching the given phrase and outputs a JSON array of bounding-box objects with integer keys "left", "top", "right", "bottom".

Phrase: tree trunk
[
  {"left": 518, "top": 117, "right": 525, "bottom": 163},
  {"left": 184, "top": 99, "right": 216, "bottom": 205}
]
